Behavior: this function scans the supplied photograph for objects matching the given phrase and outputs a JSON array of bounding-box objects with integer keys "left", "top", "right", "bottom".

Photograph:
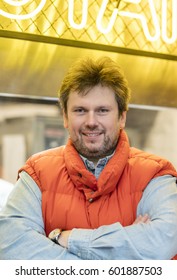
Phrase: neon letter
[
  {"left": 4, "top": 0, "right": 29, "bottom": 6},
  {"left": 0, "top": 0, "right": 46, "bottom": 20},
  {"left": 68, "top": 0, "right": 88, "bottom": 29},
  {"left": 96, "top": 0, "right": 118, "bottom": 34},
  {"left": 118, "top": 0, "right": 160, "bottom": 42},
  {"left": 161, "top": 0, "right": 177, "bottom": 44}
]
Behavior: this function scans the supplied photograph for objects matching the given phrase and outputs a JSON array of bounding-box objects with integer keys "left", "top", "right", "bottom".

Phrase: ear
[
  {"left": 63, "top": 112, "right": 68, "bottom": 128},
  {"left": 120, "top": 111, "right": 127, "bottom": 129}
]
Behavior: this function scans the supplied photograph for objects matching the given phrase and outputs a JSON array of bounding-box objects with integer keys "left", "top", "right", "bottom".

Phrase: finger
[
  {"left": 133, "top": 215, "right": 142, "bottom": 224},
  {"left": 133, "top": 214, "right": 150, "bottom": 224},
  {"left": 141, "top": 213, "right": 150, "bottom": 223}
]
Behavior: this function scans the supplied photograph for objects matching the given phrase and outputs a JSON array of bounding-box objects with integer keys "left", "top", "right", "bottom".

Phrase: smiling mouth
[{"left": 82, "top": 132, "right": 102, "bottom": 137}]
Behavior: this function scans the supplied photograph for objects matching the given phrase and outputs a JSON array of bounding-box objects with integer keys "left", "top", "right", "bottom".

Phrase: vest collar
[{"left": 64, "top": 130, "right": 130, "bottom": 200}]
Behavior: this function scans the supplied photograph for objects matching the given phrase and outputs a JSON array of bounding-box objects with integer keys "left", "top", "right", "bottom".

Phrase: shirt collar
[{"left": 80, "top": 152, "right": 115, "bottom": 178}]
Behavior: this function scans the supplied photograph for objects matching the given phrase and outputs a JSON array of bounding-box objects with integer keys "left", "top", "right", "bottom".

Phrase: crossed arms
[{"left": 0, "top": 172, "right": 177, "bottom": 260}]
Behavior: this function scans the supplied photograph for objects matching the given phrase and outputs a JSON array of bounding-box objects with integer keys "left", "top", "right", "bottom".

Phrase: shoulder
[
  {"left": 129, "top": 147, "right": 174, "bottom": 167},
  {"left": 127, "top": 147, "right": 177, "bottom": 186},
  {"left": 18, "top": 146, "right": 66, "bottom": 185},
  {"left": 28, "top": 145, "right": 66, "bottom": 163}
]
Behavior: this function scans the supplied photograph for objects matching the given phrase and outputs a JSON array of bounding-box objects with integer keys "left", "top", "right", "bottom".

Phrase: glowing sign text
[
  {"left": 0, "top": 0, "right": 47, "bottom": 20},
  {"left": 0, "top": 0, "right": 176, "bottom": 44},
  {"left": 68, "top": 0, "right": 177, "bottom": 44}
]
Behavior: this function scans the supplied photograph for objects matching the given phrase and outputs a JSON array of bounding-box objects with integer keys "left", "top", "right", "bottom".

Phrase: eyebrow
[{"left": 71, "top": 105, "right": 113, "bottom": 110}]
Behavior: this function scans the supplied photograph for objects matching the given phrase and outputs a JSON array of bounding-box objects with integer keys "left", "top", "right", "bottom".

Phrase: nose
[{"left": 85, "top": 111, "right": 98, "bottom": 127}]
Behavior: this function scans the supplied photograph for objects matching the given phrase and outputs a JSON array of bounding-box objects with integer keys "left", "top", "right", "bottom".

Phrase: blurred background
[{"left": 0, "top": 0, "right": 177, "bottom": 183}]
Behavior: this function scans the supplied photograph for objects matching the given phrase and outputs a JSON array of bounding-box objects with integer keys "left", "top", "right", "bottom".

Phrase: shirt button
[{"left": 88, "top": 198, "right": 94, "bottom": 203}]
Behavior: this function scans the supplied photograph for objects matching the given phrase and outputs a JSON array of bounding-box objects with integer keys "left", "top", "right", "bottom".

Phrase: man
[{"left": 0, "top": 57, "right": 177, "bottom": 259}]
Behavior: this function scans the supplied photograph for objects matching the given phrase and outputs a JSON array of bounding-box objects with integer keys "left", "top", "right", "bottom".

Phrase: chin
[{"left": 86, "top": 144, "right": 101, "bottom": 151}]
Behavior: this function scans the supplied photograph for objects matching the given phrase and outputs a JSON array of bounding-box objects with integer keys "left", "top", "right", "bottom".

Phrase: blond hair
[{"left": 58, "top": 56, "right": 131, "bottom": 115}]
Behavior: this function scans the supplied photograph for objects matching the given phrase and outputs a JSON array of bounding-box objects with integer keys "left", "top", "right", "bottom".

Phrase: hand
[
  {"left": 58, "top": 230, "right": 71, "bottom": 248},
  {"left": 133, "top": 214, "right": 150, "bottom": 225},
  {"left": 52, "top": 214, "right": 150, "bottom": 248}
]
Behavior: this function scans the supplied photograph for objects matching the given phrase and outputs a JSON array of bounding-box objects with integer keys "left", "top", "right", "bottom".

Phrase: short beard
[{"left": 72, "top": 134, "right": 118, "bottom": 162}]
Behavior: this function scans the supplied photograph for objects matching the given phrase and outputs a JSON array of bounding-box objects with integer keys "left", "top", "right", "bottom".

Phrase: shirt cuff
[{"left": 68, "top": 228, "right": 93, "bottom": 259}]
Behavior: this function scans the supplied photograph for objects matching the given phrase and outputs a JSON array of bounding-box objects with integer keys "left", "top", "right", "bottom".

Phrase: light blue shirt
[
  {"left": 0, "top": 172, "right": 177, "bottom": 260},
  {"left": 80, "top": 153, "right": 114, "bottom": 179}
]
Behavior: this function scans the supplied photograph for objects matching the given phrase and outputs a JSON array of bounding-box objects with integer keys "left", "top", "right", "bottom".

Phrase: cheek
[
  {"left": 108, "top": 118, "right": 120, "bottom": 130},
  {"left": 67, "top": 120, "right": 81, "bottom": 135},
  {"left": 109, "top": 122, "right": 121, "bottom": 137}
]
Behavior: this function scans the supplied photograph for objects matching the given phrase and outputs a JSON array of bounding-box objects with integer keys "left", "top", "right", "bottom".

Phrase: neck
[{"left": 80, "top": 149, "right": 116, "bottom": 166}]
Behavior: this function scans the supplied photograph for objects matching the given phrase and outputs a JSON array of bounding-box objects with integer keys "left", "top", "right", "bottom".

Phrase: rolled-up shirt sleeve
[
  {"left": 68, "top": 175, "right": 177, "bottom": 259},
  {"left": 0, "top": 171, "right": 80, "bottom": 260}
]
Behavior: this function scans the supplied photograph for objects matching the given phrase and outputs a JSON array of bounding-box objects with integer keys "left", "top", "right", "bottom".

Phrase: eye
[
  {"left": 97, "top": 107, "right": 109, "bottom": 114},
  {"left": 73, "top": 107, "right": 86, "bottom": 114}
]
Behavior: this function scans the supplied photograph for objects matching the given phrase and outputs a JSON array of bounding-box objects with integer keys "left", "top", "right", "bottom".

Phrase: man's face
[{"left": 63, "top": 84, "right": 126, "bottom": 163}]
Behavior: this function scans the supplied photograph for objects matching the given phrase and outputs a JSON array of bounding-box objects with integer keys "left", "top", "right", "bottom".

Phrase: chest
[{"left": 41, "top": 178, "right": 143, "bottom": 235}]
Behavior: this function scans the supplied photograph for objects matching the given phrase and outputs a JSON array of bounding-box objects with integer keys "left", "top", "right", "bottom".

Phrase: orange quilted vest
[{"left": 19, "top": 130, "right": 177, "bottom": 259}]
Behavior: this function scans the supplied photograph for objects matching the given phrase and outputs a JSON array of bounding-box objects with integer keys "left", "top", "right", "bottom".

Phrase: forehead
[{"left": 67, "top": 85, "right": 117, "bottom": 107}]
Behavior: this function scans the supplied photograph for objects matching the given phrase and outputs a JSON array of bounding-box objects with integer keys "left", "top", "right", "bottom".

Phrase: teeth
[
  {"left": 85, "top": 133, "right": 100, "bottom": 136},
  {"left": 82, "top": 131, "right": 102, "bottom": 136}
]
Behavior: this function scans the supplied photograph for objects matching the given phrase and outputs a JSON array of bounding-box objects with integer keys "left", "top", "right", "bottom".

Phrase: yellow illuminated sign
[
  {"left": 0, "top": 0, "right": 176, "bottom": 44},
  {"left": 0, "top": 0, "right": 47, "bottom": 20},
  {"left": 161, "top": 0, "right": 177, "bottom": 44},
  {"left": 117, "top": 0, "right": 161, "bottom": 42},
  {"left": 96, "top": 0, "right": 119, "bottom": 35},
  {"left": 117, "top": 0, "right": 177, "bottom": 44},
  {"left": 68, "top": 0, "right": 88, "bottom": 29},
  {"left": 68, "top": 0, "right": 177, "bottom": 44}
]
